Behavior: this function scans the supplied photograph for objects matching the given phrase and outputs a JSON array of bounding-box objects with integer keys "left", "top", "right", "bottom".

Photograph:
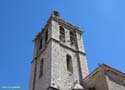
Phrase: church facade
[{"left": 29, "top": 11, "right": 125, "bottom": 90}]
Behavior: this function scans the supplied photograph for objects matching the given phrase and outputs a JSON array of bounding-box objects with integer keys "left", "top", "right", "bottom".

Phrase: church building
[{"left": 29, "top": 11, "right": 125, "bottom": 90}]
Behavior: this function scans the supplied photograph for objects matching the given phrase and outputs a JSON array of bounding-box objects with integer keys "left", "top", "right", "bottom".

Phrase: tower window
[
  {"left": 39, "top": 38, "right": 43, "bottom": 49},
  {"left": 45, "top": 30, "right": 48, "bottom": 42},
  {"left": 59, "top": 26, "right": 65, "bottom": 42},
  {"left": 66, "top": 54, "right": 73, "bottom": 73},
  {"left": 70, "top": 31, "right": 75, "bottom": 45},
  {"left": 39, "top": 59, "right": 44, "bottom": 78}
]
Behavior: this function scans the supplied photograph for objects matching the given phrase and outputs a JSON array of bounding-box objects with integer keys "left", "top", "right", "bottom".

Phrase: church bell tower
[{"left": 29, "top": 11, "right": 89, "bottom": 90}]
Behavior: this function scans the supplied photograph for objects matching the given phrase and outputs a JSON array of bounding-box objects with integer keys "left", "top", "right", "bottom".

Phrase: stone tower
[{"left": 30, "top": 11, "right": 89, "bottom": 90}]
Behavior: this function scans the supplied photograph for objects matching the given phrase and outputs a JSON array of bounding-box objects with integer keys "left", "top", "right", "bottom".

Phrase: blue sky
[{"left": 0, "top": 0, "right": 125, "bottom": 90}]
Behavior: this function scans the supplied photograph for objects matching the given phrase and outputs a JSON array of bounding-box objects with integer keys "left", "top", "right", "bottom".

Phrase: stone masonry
[{"left": 29, "top": 11, "right": 89, "bottom": 90}]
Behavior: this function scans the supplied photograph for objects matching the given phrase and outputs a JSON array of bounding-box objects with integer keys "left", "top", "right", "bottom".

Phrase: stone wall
[
  {"left": 51, "top": 40, "right": 79, "bottom": 90},
  {"left": 30, "top": 41, "right": 52, "bottom": 90},
  {"left": 50, "top": 19, "right": 88, "bottom": 90}
]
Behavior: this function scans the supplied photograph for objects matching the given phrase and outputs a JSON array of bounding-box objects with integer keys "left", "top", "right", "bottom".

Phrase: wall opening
[
  {"left": 39, "top": 59, "right": 44, "bottom": 78},
  {"left": 66, "top": 54, "right": 73, "bottom": 73},
  {"left": 45, "top": 30, "right": 48, "bottom": 42},
  {"left": 89, "top": 87, "right": 96, "bottom": 90},
  {"left": 59, "top": 26, "right": 65, "bottom": 42},
  {"left": 39, "top": 38, "right": 43, "bottom": 49},
  {"left": 70, "top": 31, "right": 75, "bottom": 45}
]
